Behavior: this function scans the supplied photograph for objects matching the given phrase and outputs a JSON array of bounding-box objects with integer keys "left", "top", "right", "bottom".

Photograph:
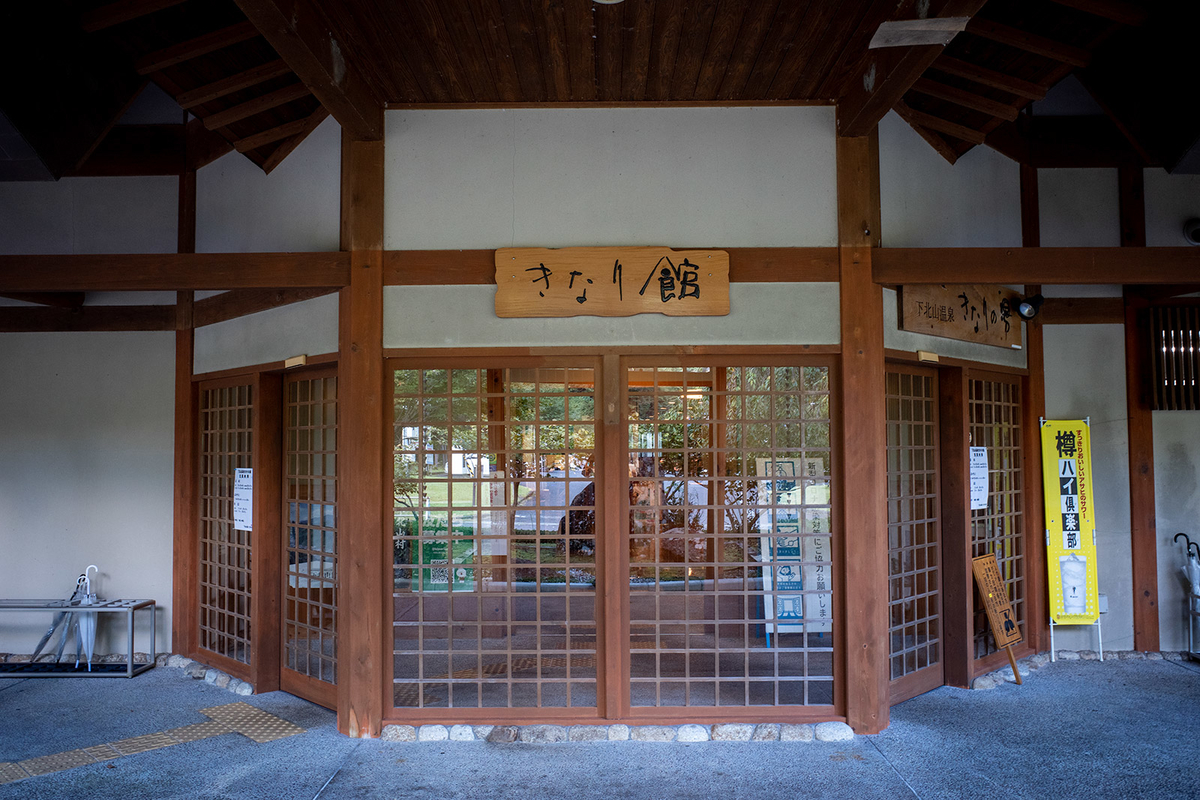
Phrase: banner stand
[{"left": 1049, "top": 619, "right": 1103, "bottom": 663}]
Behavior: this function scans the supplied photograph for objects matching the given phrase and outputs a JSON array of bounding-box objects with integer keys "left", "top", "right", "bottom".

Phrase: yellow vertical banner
[{"left": 1040, "top": 420, "right": 1101, "bottom": 624}]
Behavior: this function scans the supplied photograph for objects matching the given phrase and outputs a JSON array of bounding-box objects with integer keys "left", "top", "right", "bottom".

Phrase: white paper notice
[
  {"left": 969, "top": 447, "right": 988, "bottom": 511},
  {"left": 233, "top": 468, "right": 253, "bottom": 530}
]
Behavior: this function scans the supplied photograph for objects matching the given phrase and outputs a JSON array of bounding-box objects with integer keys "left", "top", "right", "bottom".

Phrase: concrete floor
[{"left": 2, "top": 656, "right": 1199, "bottom": 800}]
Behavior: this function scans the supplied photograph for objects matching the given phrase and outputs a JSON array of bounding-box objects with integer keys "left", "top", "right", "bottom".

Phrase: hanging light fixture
[{"left": 1017, "top": 294, "right": 1044, "bottom": 320}]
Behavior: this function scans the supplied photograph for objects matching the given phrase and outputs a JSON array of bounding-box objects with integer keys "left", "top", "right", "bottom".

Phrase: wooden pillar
[
  {"left": 337, "top": 129, "right": 386, "bottom": 737},
  {"left": 1019, "top": 165, "right": 1048, "bottom": 652},
  {"left": 1120, "top": 165, "right": 1159, "bottom": 651},
  {"left": 1021, "top": 284, "right": 1048, "bottom": 653},
  {"left": 837, "top": 129, "right": 888, "bottom": 733},
  {"left": 938, "top": 367, "right": 972, "bottom": 687},
  {"left": 250, "top": 372, "right": 282, "bottom": 692},
  {"left": 172, "top": 166, "right": 198, "bottom": 657}
]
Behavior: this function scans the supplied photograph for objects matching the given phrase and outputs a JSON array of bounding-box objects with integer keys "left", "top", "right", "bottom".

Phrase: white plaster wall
[
  {"left": 197, "top": 116, "right": 340, "bottom": 253},
  {"left": 385, "top": 283, "right": 839, "bottom": 348},
  {"left": 878, "top": 111, "right": 1021, "bottom": 247},
  {"left": 0, "top": 332, "right": 175, "bottom": 655},
  {"left": 1038, "top": 169, "right": 1119, "bottom": 247},
  {"left": 194, "top": 294, "right": 339, "bottom": 374},
  {"left": 881, "top": 288, "right": 1027, "bottom": 369},
  {"left": 385, "top": 107, "right": 837, "bottom": 249},
  {"left": 1153, "top": 412, "right": 1200, "bottom": 652},
  {"left": 1144, "top": 169, "right": 1200, "bottom": 247},
  {"left": 0, "top": 176, "right": 177, "bottom": 255},
  {"left": 1042, "top": 324, "right": 1133, "bottom": 651}
]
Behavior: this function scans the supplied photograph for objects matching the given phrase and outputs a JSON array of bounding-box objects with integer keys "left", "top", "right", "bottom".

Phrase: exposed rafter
[
  {"left": 202, "top": 82, "right": 312, "bottom": 130},
  {"left": 234, "top": 0, "right": 383, "bottom": 141},
  {"left": 837, "top": 0, "right": 990, "bottom": 138},
  {"left": 80, "top": 0, "right": 189, "bottom": 33},
  {"left": 176, "top": 59, "right": 292, "bottom": 109},
  {"left": 965, "top": 18, "right": 1091, "bottom": 68},
  {"left": 908, "top": 76, "right": 1019, "bottom": 121},
  {"left": 135, "top": 21, "right": 261, "bottom": 75},
  {"left": 932, "top": 56, "right": 1047, "bottom": 100}
]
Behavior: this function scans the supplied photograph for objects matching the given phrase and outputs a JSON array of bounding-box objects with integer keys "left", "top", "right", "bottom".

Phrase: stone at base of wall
[
  {"left": 157, "top": 653, "right": 254, "bottom": 696},
  {"left": 379, "top": 721, "right": 839, "bottom": 744},
  {"left": 970, "top": 650, "right": 1189, "bottom": 690}
]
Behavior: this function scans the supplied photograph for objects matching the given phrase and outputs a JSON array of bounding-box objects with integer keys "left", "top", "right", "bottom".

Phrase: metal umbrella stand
[{"left": 1174, "top": 533, "right": 1200, "bottom": 661}]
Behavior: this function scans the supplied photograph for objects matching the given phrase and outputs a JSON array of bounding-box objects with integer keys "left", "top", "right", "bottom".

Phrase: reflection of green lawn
[{"left": 420, "top": 482, "right": 535, "bottom": 508}]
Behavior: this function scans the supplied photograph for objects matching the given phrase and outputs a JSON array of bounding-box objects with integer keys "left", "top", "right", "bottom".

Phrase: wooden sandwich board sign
[
  {"left": 495, "top": 246, "right": 730, "bottom": 318},
  {"left": 972, "top": 551, "right": 1024, "bottom": 684}
]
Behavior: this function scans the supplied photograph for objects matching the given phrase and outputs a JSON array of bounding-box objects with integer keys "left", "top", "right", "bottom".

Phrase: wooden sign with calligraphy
[
  {"left": 495, "top": 247, "right": 730, "bottom": 318},
  {"left": 899, "top": 284, "right": 1022, "bottom": 349}
]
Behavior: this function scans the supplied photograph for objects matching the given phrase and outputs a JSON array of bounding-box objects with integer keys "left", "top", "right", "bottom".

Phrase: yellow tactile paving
[
  {"left": 0, "top": 762, "right": 30, "bottom": 785},
  {"left": 165, "top": 720, "right": 230, "bottom": 743},
  {"left": 18, "top": 749, "right": 96, "bottom": 777},
  {"left": 200, "top": 702, "right": 305, "bottom": 743},
  {"left": 110, "top": 731, "right": 179, "bottom": 756},
  {"left": 0, "top": 702, "right": 304, "bottom": 786},
  {"left": 83, "top": 743, "right": 121, "bottom": 761}
]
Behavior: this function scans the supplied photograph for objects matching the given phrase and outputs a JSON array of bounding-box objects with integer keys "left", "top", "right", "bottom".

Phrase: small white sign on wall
[
  {"left": 969, "top": 447, "right": 989, "bottom": 511},
  {"left": 234, "top": 468, "right": 253, "bottom": 531}
]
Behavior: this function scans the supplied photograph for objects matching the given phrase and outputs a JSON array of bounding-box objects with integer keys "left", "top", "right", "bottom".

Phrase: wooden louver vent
[{"left": 1150, "top": 305, "right": 1200, "bottom": 411}]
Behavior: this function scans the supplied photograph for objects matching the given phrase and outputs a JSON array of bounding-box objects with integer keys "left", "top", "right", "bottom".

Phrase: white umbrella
[{"left": 74, "top": 565, "right": 99, "bottom": 671}]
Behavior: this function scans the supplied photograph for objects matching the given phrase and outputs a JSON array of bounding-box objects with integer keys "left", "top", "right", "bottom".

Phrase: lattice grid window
[
  {"left": 391, "top": 365, "right": 599, "bottom": 710},
  {"left": 626, "top": 362, "right": 835, "bottom": 708},
  {"left": 968, "top": 376, "right": 1025, "bottom": 661},
  {"left": 199, "top": 383, "right": 254, "bottom": 664},
  {"left": 284, "top": 374, "right": 338, "bottom": 685},
  {"left": 886, "top": 368, "right": 941, "bottom": 682}
]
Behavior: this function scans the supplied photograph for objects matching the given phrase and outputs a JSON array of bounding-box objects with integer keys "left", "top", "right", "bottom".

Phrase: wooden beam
[
  {"left": 938, "top": 367, "right": 972, "bottom": 686},
  {"left": 194, "top": 287, "right": 337, "bottom": 327},
  {"left": 0, "top": 292, "right": 85, "bottom": 309},
  {"left": 171, "top": 291, "right": 197, "bottom": 658},
  {"left": 1, "top": 5, "right": 146, "bottom": 179},
  {"left": 965, "top": 18, "right": 1091, "bottom": 68},
  {"left": 933, "top": 56, "right": 1047, "bottom": 101},
  {"left": 1021, "top": 285, "right": 1048, "bottom": 655},
  {"left": 81, "top": 0, "right": 187, "bottom": 32},
  {"left": 259, "top": 106, "right": 330, "bottom": 174},
  {"left": 234, "top": 0, "right": 383, "bottom": 141},
  {"left": 837, "top": 128, "right": 888, "bottom": 734},
  {"left": 233, "top": 108, "right": 325, "bottom": 153},
  {"left": 136, "top": 21, "right": 260, "bottom": 75},
  {"left": 1047, "top": 0, "right": 1147, "bottom": 27},
  {"left": 1119, "top": 164, "right": 1159, "bottom": 652},
  {"left": 68, "top": 124, "right": 186, "bottom": 176},
  {"left": 0, "top": 253, "right": 350, "bottom": 291},
  {"left": 836, "top": 1, "right": 990, "bottom": 138},
  {"left": 250, "top": 371, "right": 283, "bottom": 693},
  {"left": 987, "top": 116, "right": 1151, "bottom": 168},
  {"left": 177, "top": 59, "right": 293, "bottom": 109},
  {"left": 0, "top": 305, "right": 176, "bottom": 332},
  {"left": 909, "top": 76, "right": 1020, "bottom": 121},
  {"left": 1125, "top": 292, "right": 1159, "bottom": 651},
  {"left": 382, "top": 247, "right": 841, "bottom": 285},
  {"left": 1040, "top": 297, "right": 1124, "bottom": 324},
  {"left": 203, "top": 82, "right": 312, "bottom": 130},
  {"left": 894, "top": 100, "right": 986, "bottom": 144},
  {"left": 1020, "top": 162, "right": 1039, "bottom": 247},
  {"left": 873, "top": 247, "right": 1200, "bottom": 285},
  {"left": 1119, "top": 166, "right": 1147, "bottom": 248},
  {"left": 337, "top": 131, "right": 385, "bottom": 738},
  {"left": 186, "top": 118, "right": 234, "bottom": 170}
]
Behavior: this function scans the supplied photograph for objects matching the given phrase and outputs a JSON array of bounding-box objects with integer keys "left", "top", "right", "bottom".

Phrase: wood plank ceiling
[{"left": 1, "top": 0, "right": 1189, "bottom": 178}]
